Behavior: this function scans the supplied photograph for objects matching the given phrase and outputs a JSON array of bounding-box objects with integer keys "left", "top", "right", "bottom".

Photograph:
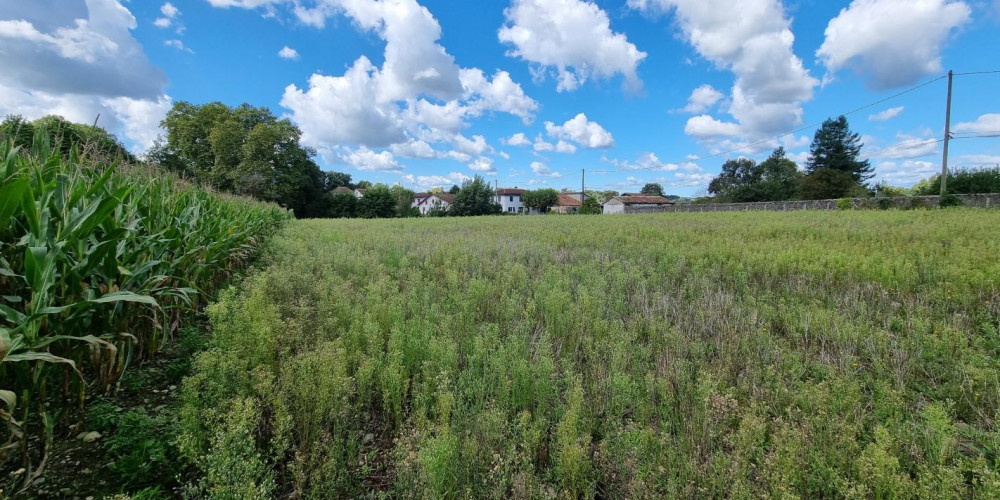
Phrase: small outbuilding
[{"left": 602, "top": 195, "right": 675, "bottom": 214}]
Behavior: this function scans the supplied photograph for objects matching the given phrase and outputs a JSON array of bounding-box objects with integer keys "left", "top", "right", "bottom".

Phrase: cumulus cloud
[
  {"left": 281, "top": 57, "right": 407, "bottom": 148},
  {"left": 869, "top": 106, "right": 904, "bottom": 122},
  {"left": 530, "top": 161, "right": 562, "bottom": 177},
  {"left": 499, "top": 0, "right": 646, "bottom": 92},
  {"left": 154, "top": 2, "right": 179, "bottom": 28},
  {"left": 0, "top": 0, "right": 170, "bottom": 152},
  {"left": 402, "top": 171, "right": 471, "bottom": 190},
  {"left": 533, "top": 136, "right": 554, "bottom": 152},
  {"left": 339, "top": 146, "right": 403, "bottom": 171},
  {"left": 630, "top": 0, "right": 818, "bottom": 141},
  {"left": 602, "top": 152, "right": 698, "bottom": 172},
  {"left": 876, "top": 159, "right": 938, "bottom": 186},
  {"left": 391, "top": 138, "right": 436, "bottom": 159},
  {"left": 681, "top": 84, "right": 724, "bottom": 113},
  {"left": 468, "top": 156, "right": 496, "bottom": 173},
  {"left": 278, "top": 45, "right": 300, "bottom": 60},
  {"left": 502, "top": 132, "right": 532, "bottom": 147},
  {"left": 544, "top": 113, "right": 614, "bottom": 148},
  {"left": 555, "top": 140, "right": 577, "bottom": 154},
  {"left": 953, "top": 114, "right": 1000, "bottom": 134},
  {"left": 253, "top": 0, "right": 538, "bottom": 155},
  {"left": 817, "top": 0, "right": 971, "bottom": 89}
]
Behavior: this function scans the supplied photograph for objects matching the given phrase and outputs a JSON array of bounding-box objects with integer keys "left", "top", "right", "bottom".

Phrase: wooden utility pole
[
  {"left": 581, "top": 169, "right": 585, "bottom": 203},
  {"left": 941, "top": 70, "right": 953, "bottom": 196}
]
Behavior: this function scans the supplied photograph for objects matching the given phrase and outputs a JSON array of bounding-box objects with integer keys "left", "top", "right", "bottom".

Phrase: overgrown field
[
  {"left": 0, "top": 135, "right": 288, "bottom": 495},
  {"left": 183, "top": 210, "right": 1000, "bottom": 499}
]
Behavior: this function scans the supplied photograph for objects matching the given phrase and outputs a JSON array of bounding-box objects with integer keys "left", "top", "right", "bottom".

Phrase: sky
[{"left": 1, "top": 0, "right": 998, "bottom": 195}]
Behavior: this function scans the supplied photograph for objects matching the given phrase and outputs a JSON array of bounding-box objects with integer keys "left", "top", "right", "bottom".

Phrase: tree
[
  {"left": 451, "top": 175, "right": 500, "bottom": 216},
  {"left": 800, "top": 168, "right": 867, "bottom": 200},
  {"left": 357, "top": 184, "right": 396, "bottom": 218},
  {"left": 391, "top": 185, "right": 419, "bottom": 217},
  {"left": 328, "top": 192, "right": 358, "bottom": 218},
  {"left": 580, "top": 197, "right": 602, "bottom": 214},
  {"left": 757, "top": 147, "right": 803, "bottom": 201},
  {"left": 448, "top": 184, "right": 461, "bottom": 194},
  {"left": 522, "top": 188, "right": 559, "bottom": 212},
  {"left": 152, "top": 101, "right": 328, "bottom": 217},
  {"left": 356, "top": 180, "right": 373, "bottom": 189},
  {"left": 640, "top": 183, "right": 664, "bottom": 197},
  {"left": 321, "top": 171, "right": 352, "bottom": 191},
  {"left": 708, "top": 157, "right": 760, "bottom": 202},
  {"left": 911, "top": 167, "right": 1000, "bottom": 195},
  {"left": 804, "top": 115, "right": 872, "bottom": 194},
  {"left": 1, "top": 114, "right": 135, "bottom": 163}
]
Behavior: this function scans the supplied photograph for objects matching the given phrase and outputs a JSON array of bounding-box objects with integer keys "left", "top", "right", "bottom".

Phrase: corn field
[{"left": 0, "top": 133, "right": 288, "bottom": 493}]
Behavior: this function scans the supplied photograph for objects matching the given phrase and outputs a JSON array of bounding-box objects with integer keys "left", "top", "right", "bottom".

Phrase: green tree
[
  {"left": 1, "top": 114, "right": 135, "bottom": 163},
  {"left": 800, "top": 168, "right": 867, "bottom": 200},
  {"left": 358, "top": 184, "right": 396, "bottom": 218},
  {"left": 640, "top": 183, "right": 664, "bottom": 197},
  {"left": 757, "top": 147, "right": 803, "bottom": 200},
  {"left": 150, "top": 101, "right": 327, "bottom": 217},
  {"left": 522, "top": 188, "right": 559, "bottom": 212},
  {"left": 911, "top": 167, "right": 1000, "bottom": 195},
  {"left": 709, "top": 148, "right": 802, "bottom": 202},
  {"left": 451, "top": 175, "right": 500, "bottom": 216},
  {"left": 328, "top": 192, "right": 358, "bottom": 218},
  {"left": 356, "top": 180, "right": 373, "bottom": 189},
  {"left": 448, "top": 184, "right": 461, "bottom": 194},
  {"left": 579, "top": 197, "right": 602, "bottom": 214},
  {"left": 391, "top": 185, "right": 419, "bottom": 218},
  {"left": 802, "top": 116, "right": 872, "bottom": 198},
  {"left": 321, "top": 171, "right": 353, "bottom": 191}
]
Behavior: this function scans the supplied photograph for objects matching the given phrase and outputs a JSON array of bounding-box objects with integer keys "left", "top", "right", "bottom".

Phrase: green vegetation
[
  {"left": 182, "top": 210, "right": 1000, "bottom": 499},
  {"left": 913, "top": 166, "right": 1000, "bottom": 196},
  {"left": 522, "top": 188, "right": 559, "bottom": 212},
  {"left": 0, "top": 130, "right": 287, "bottom": 494},
  {"left": 709, "top": 147, "right": 803, "bottom": 202}
]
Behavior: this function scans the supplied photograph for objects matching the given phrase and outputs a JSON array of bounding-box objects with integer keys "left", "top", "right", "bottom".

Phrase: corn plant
[{"left": 0, "top": 130, "right": 288, "bottom": 493}]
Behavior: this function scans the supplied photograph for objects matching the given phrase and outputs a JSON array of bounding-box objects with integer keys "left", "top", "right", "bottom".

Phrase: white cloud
[
  {"left": 459, "top": 68, "right": 538, "bottom": 124},
  {"left": 533, "top": 135, "right": 554, "bottom": 152},
  {"left": 530, "top": 161, "right": 562, "bottom": 177},
  {"left": 953, "top": 114, "right": 1000, "bottom": 134},
  {"left": 502, "top": 132, "right": 532, "bottom": 147},
  {"left": 161, "top": 2, "right": 180, "bottom": 18},
  {"left": 278, "top": 45, "right": 300, "bottom": 60},
  {"left": 869, "top": 106, "right": 905, "bottom": 122},
  {"left": 391, "top": 138, "right": 436, "bottom": 159},
  {"left": 452, "top": 134, "right": 492, "bottom": 156},
  {"left": 682, "top": 84, "right": 724, "bottom": 113},
  {"left": 555, "top": 140, "right": 577, "bottom": 154},
  {"left": 817, "top": 0, "right": 971, "bottom": 89},
  {"left": 403, "top": 171, "right": 471, "bottom": 190},
  {"left": 499, "top": 0, "right": 647, "bottom": 92},
  {"left": 164, "top": 39, "right": 193, "bottom": 53},
  {"left": 630, "top": 0, "right": 818, "bottom": 141},
  {"left": 154, "top": 17, "right": 171, "bottom": 28},
  {"left": 544, "top": 113, "right": 614, "bottom": 148},
  {"left": 499, "top": 151, "right": 511, "bottom": 160},
  {"left": 0, "top": 0, "right": 170, "bottom": 152},
  {"left": 876, "top": 159, "right": 938, "bottom": 186},
  {"left": 602, "top": 152, "right": 695, "bottom": 172},
  {"left": 281, "top": 57, "right": 407, "bottom": 148},
  {"left": 866, "top": 135, "right": 939, "bottom": 160},
  {"left": 468, "top": 156, "right": 496, "bottom": 173},
  {"left": 339, "top": 147, "right": 403, "bottom": 171}
]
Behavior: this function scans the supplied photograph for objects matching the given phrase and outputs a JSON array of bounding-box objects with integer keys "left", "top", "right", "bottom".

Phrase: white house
[
  {"left": 412, "top": 192, "right": 432, "bottom": 209},
  {"left": 603, "top": 195, "right": 674, "bottom": 214},
  {"left": 418, "top": 193, "right": 455, "bottom": 214},
  {"left": 353, "top": 188, "right": 367, "bottom": 199},
  {"left": 497, "top": 188, "right": 528, "bottom": 214}
]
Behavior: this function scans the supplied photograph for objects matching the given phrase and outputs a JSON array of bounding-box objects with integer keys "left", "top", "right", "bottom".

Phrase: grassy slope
[{"left": 182, "top": 210, "right": 1000, "bottom": 499}]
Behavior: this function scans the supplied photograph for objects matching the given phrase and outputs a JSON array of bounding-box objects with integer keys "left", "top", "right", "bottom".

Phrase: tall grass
[
  {"left": 182, "top": 211, "right": 1000, "bottom": 498},
  {"left": 0, "top": 132, "right": 288, "bottom": 493}
]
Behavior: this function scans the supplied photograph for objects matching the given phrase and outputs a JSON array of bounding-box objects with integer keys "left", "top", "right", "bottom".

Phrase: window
[
  {"left": 508, "top": 207, "right": 515, "bottom": 213},
  {"left": 509, "top": 195, "right": 514, "bottom": 202},
  {"left": 518, "top": 207, "right": 524, "bottom": 214}
]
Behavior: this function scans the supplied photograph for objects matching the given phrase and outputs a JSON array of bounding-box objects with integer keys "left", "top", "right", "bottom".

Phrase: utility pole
[
  {"left": 941, "top": 70, "right": 953, "bottom": 197},
  {"left": 581, "top": 169, "right": 585, "bottom": 203}
]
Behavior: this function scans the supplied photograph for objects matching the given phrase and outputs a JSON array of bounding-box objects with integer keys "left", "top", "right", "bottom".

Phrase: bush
[
  {"left": 939, "top": 194, "right": 963, "bottom": 207},
  {"left": 837, "top": 198, "right": 854, "bottom": 210},
  {"left": 878, "top": 198, "right": 895, "bottom": 210}
]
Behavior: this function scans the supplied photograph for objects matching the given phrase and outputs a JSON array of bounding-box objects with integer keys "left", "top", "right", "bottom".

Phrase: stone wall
[{"left": 618, "top": 194, "right": 1000, "bottom": 214}]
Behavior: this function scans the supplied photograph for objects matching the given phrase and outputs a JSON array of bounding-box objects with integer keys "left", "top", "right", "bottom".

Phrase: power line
[
  {"left": 589, "top": 74, "right": 949, "bottom": 174},
  {"left": 953, "top": 70, "right": 1000, "bottom": 76}
]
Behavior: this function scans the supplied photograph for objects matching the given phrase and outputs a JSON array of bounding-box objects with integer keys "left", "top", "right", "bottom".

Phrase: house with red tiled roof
[
  {"left": 602, "top": 195, "right": 674, "bottom": 214},
  {"left": 553, "top": 194, "right": 583, "bottom": 214},
  {"left": 411, "top": 192, "right": 432, "bottom": 210},
  {"left": 496, "top": 188, "right": 528, "bottom": 214}
]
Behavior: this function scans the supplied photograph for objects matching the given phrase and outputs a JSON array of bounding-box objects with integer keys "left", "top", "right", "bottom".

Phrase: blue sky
[{"left": 1, "top": 0, "right": 998, "bottom": 195}]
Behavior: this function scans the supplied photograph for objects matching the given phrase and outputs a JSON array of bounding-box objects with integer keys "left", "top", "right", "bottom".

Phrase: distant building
[
  {"left": 602, "top": 195, "right": 675, "bottom": 214},
  {"left": 418, "top": 193, "right": 455, "bottom": 214},
  {"left": 496, "top": 188, "right": 528, "bottom": 214},
  {"left": 553, "top": 194, "right": 582, "bottom": 214},
  {"left": 331, "top": 186, "right": 354, "bottom": 196},
  {"left": 353, "top": 188, "right": 367, "bottom": 199},
  {"left": 412, "top": 192, "right": 432, "bottom": 209}
]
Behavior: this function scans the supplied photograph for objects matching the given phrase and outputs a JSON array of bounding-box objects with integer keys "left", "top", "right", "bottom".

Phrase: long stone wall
[{"left": 619, "top": 194, "right": 1000, "bottom": 214}]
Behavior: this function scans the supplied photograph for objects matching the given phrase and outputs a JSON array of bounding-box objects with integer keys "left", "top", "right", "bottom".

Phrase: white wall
[
  {"left": 499, "top": 193, "right": 526, "bottom": 214},
  {"left": 603, "top": 200, "right": 625, "bottom": 214}
]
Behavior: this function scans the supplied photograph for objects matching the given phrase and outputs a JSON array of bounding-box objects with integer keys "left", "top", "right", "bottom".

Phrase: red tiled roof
[
  {"left": 497, "top": 188, "right": 526, "bottom": 195},
  {"left": 436, "top": 193, "right": 456, "bottom": 203},
  {"left": 614, "top": 195, "right": 675, "bottom": 205},
  {"left": 556, "top": 194, "right": 582, "bottom": 207},
  {"left": 414, "top": 192, "right": 431, "bottom": 198}
]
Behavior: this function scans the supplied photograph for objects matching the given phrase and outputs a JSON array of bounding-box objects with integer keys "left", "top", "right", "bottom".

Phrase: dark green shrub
[
  {"left": 939, "top": 194, "right": 963, "bottom": 207},
  {"left": 878, "top": 198, "right": 895, "bottom": 210},
  {"left": 837, "top": 198, "right": 853, "bottom": 210}
]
